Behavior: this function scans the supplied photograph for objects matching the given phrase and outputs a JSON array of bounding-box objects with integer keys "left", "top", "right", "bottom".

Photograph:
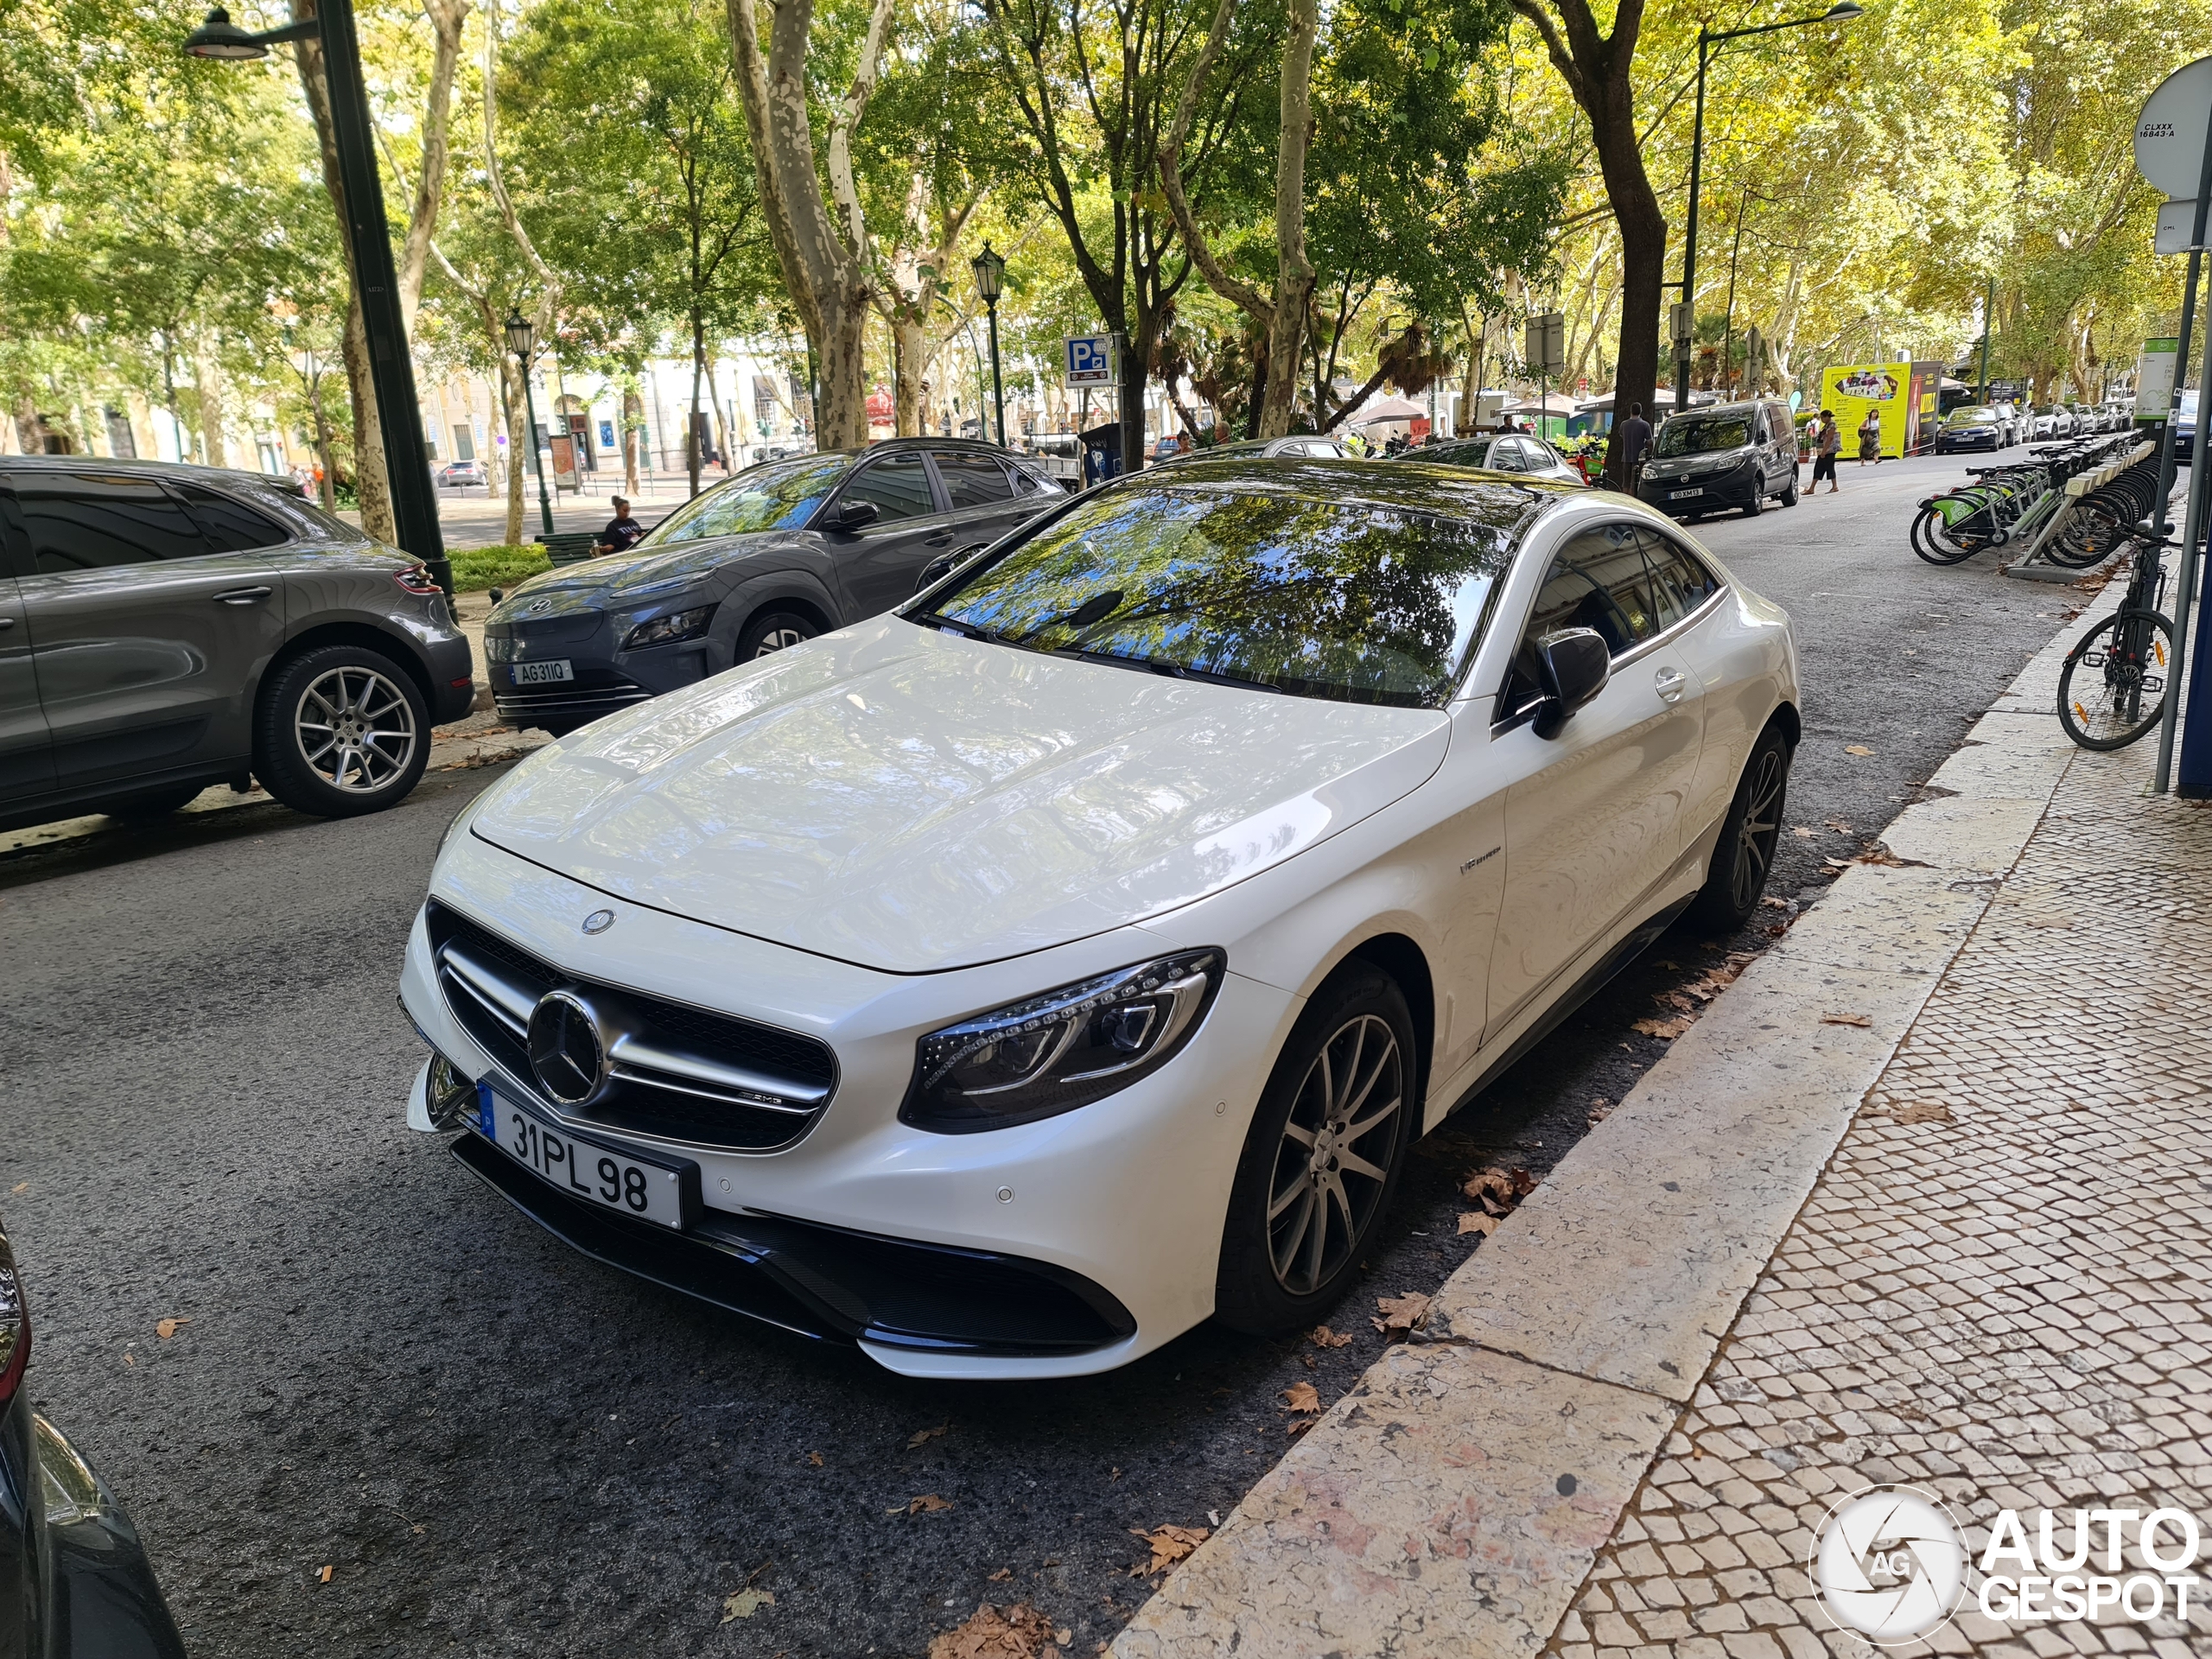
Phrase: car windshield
[
  {"left": 1654, "top": 416, "right": 1751, "bottom": 457},
  {"left": 919, "top": 486, "right": 1518, "bottom": 708},
  {"left": 638, "top": 454, "right": 850, "bottom": 546},
  {"left": 2180, "top": 391, "right": 2199, "bottom": 420},
  {"left": 1949, "top": 407, "right": 1997, "bottom": 423}
]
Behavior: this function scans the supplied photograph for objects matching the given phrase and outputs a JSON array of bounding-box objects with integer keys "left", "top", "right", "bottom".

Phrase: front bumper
[
  {"left": 397, "top": 834, "right": 1293, "bottom": 1379},
  {"left": 486, "top": 611, "right": 712, "bottom": 733},
  {"left": 1637, "top": 469, "right": 1757, "bottom": 512},
  {"left": 17, "top": 1406, "right": 188, "bottom": 1659},
  {"left": 1936, "top": 432, "right": 1999, "bottom": 452}
]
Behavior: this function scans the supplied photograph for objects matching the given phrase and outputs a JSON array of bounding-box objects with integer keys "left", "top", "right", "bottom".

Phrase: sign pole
[{"left": 2140, "top": 58, "right": 2212, "bottom": 790}]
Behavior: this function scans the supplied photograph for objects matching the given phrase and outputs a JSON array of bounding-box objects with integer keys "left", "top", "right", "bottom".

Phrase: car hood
[
  {"left": 465, "top": 616, "right": 1451, "bottom": 974},
  {"left": 493, "top": 534, "right": 809, "bottom": 619}
]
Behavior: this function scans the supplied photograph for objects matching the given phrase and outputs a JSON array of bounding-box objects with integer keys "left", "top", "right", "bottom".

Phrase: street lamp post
[
  {"left": 970, "top": 243, "right": 1007, "bottom": 448},
  {"left": 1676, "top": 2, "right": 1862, "bottom": 420},
  {"left": 185, "top": 3, "right": 451, "bottom": 595},
  {"left": 504, "top": 310, "right": 557, "bottom": 537}
]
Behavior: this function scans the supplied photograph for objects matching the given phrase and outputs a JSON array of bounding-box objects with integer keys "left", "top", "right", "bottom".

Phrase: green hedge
[{"left": 447, "top": 544, "right": 552, "bottom": 592}]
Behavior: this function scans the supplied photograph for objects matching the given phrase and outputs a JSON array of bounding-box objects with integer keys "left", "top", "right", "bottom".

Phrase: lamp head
[
  {"left": 183, "top": 6, "right": 268, "bottom": 58},
  {"left": 504, "top": 308, "right": 535, "bottom": 360},
  {"left": 1822, "top": 2, "right": 1864, "bottom": 18},
  {"left": 969, "top": 242, "right": 1006, "bottom": 305}
]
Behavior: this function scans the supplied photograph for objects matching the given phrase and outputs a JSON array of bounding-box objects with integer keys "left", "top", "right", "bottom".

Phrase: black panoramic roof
[{"left": 0, "top": 454, "right": 306, "bottom": 495}]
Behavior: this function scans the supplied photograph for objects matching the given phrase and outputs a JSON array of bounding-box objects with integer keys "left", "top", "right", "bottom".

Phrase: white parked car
[{"left": 397, "top": 458, "right": 1802, "bottom": 1378}]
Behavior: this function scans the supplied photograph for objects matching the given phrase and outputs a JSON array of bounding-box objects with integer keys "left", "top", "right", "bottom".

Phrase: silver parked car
[
  {"left": 1408, "top": 431, "right": 1588, "bottom": 486},
  {"left": 0, "top": 457, "right": 474, "bottom": 832},
  {"left": 485, "top": 438, "right": 1064, "bottom": 735}
]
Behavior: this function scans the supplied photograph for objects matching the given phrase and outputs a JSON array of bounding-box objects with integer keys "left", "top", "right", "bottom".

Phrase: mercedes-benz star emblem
[
  {"left": 525, "top": 989, "right": 609, "bottom": 1106},
  {"left": 581, "top": 909, "right": 615, "bottom": 935}
]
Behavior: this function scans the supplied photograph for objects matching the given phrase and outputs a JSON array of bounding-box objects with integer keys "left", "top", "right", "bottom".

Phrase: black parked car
[
  {"left": 1636, "top": 399, "right": 1800, "bottom": 518},
  {"left": 0, "top": 457, "right": 474, "bottom": 833},
  {"left": 486, "top": 438, "right": 1065, "bottom": 735},
  {"left": 0, "top": 1220, "right": 188, "bottom": 1658}
]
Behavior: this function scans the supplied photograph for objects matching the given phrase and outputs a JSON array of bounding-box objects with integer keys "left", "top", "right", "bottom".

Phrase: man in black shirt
[
  {"left": 594, "top": 496, "right": 646, "bottom": 555},
  {"left": 1615, "top": 403, "right": 1652, "bottom": 491}
]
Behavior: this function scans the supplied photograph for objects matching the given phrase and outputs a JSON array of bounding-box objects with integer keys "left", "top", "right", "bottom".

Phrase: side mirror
[
  {"left": 827, "top": 497, "right": 880, "bottom": 532},
  {"left": 1531, "top": 627, "right": 1610, "bottom": 739}
]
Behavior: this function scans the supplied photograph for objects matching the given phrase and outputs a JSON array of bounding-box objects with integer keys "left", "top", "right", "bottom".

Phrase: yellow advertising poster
[{"left": 1820, "top": 364, "right": 1909, "bottom": 460}]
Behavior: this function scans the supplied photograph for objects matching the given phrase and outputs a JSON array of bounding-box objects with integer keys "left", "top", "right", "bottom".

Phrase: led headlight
[
  {"left": 901, "top": 949, "right": 1224, "bottom": 1133},
  {"left": 621, "top": 603, "right": 716, "bottom": 651}
]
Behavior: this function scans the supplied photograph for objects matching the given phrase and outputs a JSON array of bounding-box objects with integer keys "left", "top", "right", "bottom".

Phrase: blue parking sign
[{"left": 1065, "top": 334, "right": 1116, "bottom": 386}]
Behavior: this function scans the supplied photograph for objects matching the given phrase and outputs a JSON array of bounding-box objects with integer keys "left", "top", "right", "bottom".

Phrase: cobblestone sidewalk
[{"left": 1554, "top": 740, "right": 2212, "bottom": 1658}]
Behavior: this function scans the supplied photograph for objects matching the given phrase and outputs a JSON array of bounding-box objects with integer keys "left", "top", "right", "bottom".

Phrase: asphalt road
[{"left": 0, "top": 449, "right": 2094, "bottom": 1658}]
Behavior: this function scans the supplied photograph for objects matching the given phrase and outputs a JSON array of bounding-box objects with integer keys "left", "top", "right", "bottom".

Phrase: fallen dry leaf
[
  {"left": 988, "top": 1567, "right": 1014, "bottom": 1583},
  {"left": 1128, "top": 1523, "right": 1210, "bottom": 1577},
  {"left": 8, "top": 1182, "right": 24, "bottom": 1195},
  {"left": 1287, "top": 1418, "right": 1314, "bottom": 1436},
  {"left": 1761, "top": 895, "right": 1789, "bottom": 908},
  {"left": 1458, "top": 1211, "right": 1498, "bottom": 1236},
  {"left": 1791, "top": 825, "right": 1815, "bottom": 837},
  {"left": 927, "top": 1600, "right": 1064, "bottom": 1658},
  {"left": 1654, "top": 989, "right": 1696, "bottom": 1013},
  {"left": 317, "top": 1565, "right": 334, "bottom": 1584},
  {"left": 886, "top": 1493, "right": 954, "bottom": 1515},
  {"left": 1310, "top": 1325, "right": 1352, "bottom": 1349},
  {"left": 721, "top": 1588, "right": 775, "bottom": 1622},
  {"left": 156, "top": 1318, "right": 190, "bottom": 1339},
  {"left": 1372, "top": 1291, "right": 1431, "bottom": 1335},
  {"left": 1281, "top": 1382, "right": 1320, "bottom": 1414},
  {"left": 1821, "top": 1012, "right": 1873, "bottom": 1027},
  {"left": 1824, "top": 817, "right": 1853, "bottom": 833},
  {"left": 1880, "top": 1102, "right": 1955, "bottom": 1125},
  {"left": 1844, "top": 744, "right": 1874, "bottom": 756},
  {"left": 123, "top": 1353, "right": 135, "bottom": 1367},
  {"left": 907, "top": 1423, "right": 950, "bottom": 1449},
  {"left": 806, "top": 1451, "right": 823, "bottom": 1467},
  {"left": 1632, "top": 1015, "right": 1694, "bottom": 1040}
]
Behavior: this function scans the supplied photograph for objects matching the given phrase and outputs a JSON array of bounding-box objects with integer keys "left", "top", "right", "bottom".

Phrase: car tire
[
  {"left": 737, "top": 610, "right": 819, "bottom": 660},
  {"left": 1687, "top": 721, "right": 1791, "bottom": 934},
  {"left": 1781, "top": 473, "right": 1799, "bottom": 507},
  {"left": 253, "top": 644, "right": 431, "bottom": 819},
  {"left": 1214, "top": 963, "right": 1417, "bottom": 1336},
  {"left": 1742, "top": 490, "right": 1764, "bottom": 518},
  {"left": 105, "top": 782, "right": 207, "bottom": 821}
]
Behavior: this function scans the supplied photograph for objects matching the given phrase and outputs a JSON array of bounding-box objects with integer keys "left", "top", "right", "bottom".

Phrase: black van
[{"left": 1635, "top": 399, "right": 1800, "bottom": 519}]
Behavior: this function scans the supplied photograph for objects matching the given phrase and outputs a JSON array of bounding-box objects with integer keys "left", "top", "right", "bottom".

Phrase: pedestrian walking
[
  {"left": 1616, "top": 402, "right": 1652, "bottom": 493},
  {"left": 1857, "top": 410, "right": 1882, "bottom": 465},
  {"left": 594, "top": 495, "right": 647, "bottom": 555},
  {"left": 1813, "top": 410, "right": 1841, "bottom": 493}
]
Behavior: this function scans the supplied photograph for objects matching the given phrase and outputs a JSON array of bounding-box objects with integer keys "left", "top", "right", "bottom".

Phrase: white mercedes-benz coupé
[{"left": 398, "top": 457, "right": 1799, "bottom": 1379}]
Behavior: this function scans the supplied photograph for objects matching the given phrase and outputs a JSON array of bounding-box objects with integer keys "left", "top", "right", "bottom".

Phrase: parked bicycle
[
  {"left": 2056, "top": 519, "right": 2177, "bottom": 750},
  {"left": 1910, "top": 434, "right": 2143, "bottom": 567}
]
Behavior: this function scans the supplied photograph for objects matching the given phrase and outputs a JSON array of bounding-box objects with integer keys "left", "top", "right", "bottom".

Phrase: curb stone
[{"left": 1111, "top": 578, "right": 2124, "bottom": 1659}]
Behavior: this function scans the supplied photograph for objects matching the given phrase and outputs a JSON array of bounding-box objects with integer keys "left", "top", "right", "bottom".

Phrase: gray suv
[
  {"left": 0, "top": 457, "right": 474, "bottom": 832},
  {"left": 486, "top": 438, "right": 1063, "bottom": 734}
]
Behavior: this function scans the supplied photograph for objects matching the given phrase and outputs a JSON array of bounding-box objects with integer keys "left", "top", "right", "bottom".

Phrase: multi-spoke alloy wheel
[
  {"left": 1265, "top": 1014, "right": 1403, "bottom": 1295},
  {"left": 1688, "top": 722, "right": 1793, "bottom": 933},
  {"left": 1215, "top": 963, "right": 1416, "bottom": 1334},
  {"left": 738, "top": 610, "right": 819, "bottom": 660},
  {"left": 254, "top": 644, "right": 432, "bottom": 818},
  {"left": 295, "top": 664, "right": 419, "bottom": 793},
  {"left": 753, "top": 627, "right": 810, "bottom": 658}
]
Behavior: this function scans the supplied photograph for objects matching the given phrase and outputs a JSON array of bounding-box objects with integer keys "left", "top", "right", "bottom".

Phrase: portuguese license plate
[
  {"left": 511, "top": 658, "right": 575, "bottom": 684},
  {"left": 476, "top": 1086, "right": 696, "bottom": 1230},
  {"left": 1669, "top": 487, "right": 1705, "bottom": 500}
]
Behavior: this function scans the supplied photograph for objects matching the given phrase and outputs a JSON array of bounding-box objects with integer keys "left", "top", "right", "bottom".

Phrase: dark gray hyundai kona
[{"left": 485, "top": 438, "right": 1063, "bottom": 734}]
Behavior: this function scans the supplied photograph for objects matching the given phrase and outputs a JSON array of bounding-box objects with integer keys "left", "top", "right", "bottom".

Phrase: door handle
[
  {"left": 0, "top": 617, "right": 12, "bottom": 631},
  {"left": 923, "top": 531, "right": 956, "bottom": 546},
  {"left": 213, "top": 585, "right": 273, "bottom": 605},
  {"left": 1654, "top": 666, "right": 1686, "bottom": 702}
]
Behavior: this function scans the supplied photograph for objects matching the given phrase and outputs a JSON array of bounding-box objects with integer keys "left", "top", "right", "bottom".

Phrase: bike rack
[{"left": 2005, "top": 440, "right": 2155, "bottom": 582}]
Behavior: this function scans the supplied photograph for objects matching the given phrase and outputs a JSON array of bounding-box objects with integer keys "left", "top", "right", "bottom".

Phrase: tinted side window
[
  {"left": 843, "top": 455, "right": 935, "bottom": 523},
  {"left": 931, "top": 451, "right": 1014, "bottom": 509},
  {"left": 1497, "top": 523, "right": 1660, "bottom": 716},
  {"left": 15, "top": 475, "right": 211, "bottom": 572},
  {"left": 175, "top": 481, "right": 287, "bottom": 552},
  {"left": 1641, "top": 530, "right": 1720, "bottom": 619}
]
